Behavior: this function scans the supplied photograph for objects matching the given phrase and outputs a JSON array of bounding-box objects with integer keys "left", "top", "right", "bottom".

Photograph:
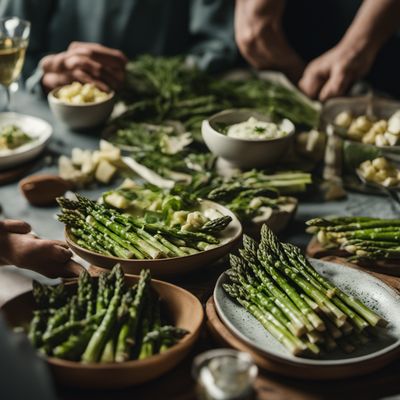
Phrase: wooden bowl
[
  {"left": 65, "top": 200, "right": 242, "bottom": 278},
  {"left": 1, "top": 275, "right": 204, "bottom": 389}
]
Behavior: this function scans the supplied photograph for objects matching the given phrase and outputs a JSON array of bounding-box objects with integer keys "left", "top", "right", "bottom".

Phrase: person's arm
[
  {"left": 234, "top": 0, "right": 305, "bottom": 82},
  {"left": 299, "top": 0, "right": 400, "bottom": 101},
  {"left": 188, "top": 0, "right": 238, "bottom": 72},
  {"left": 0, "top": 220, "right": 82, "bottom": 278}
]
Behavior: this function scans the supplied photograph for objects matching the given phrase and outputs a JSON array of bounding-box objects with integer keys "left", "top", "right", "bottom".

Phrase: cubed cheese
[
  {"left": 388, "top": 110, "right": 400, "bottom": 135},
  {"left": 95, "top": 160, "right": 117, "bottom": 184}
]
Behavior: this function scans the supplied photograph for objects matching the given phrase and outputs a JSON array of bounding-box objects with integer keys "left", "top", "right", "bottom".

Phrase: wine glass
[{"left": 0, "top": 17, "right": 30, "bottom": 111}]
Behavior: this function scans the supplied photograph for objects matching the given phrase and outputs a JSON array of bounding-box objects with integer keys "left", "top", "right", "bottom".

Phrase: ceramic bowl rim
[{"left": 203, "top": 108, "right": 295, "bottom": 144}]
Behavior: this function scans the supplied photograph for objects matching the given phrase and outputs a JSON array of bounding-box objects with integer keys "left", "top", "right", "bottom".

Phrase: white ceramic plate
[
  {"left": 0, "top": 112, "right": 53, "bottom": 170},
  {"left": 214, "top": 258, "right": 400, "bottom": 366}
]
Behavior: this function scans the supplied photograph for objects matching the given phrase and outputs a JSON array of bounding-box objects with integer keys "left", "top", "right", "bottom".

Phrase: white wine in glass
[{"left": 0, "top": 17, "right": 30, "bottom": 110}]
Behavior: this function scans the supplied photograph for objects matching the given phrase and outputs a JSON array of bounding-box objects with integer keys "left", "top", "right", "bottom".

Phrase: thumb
[
  {"left": 0, "top": 219, "right": 31, "bottom": 234},
  {"left": 319, "top": 70, "right": 350, "bottom": 101}
]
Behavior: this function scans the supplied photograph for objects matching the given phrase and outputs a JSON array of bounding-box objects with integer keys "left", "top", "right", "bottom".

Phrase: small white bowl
[
  {"left": 48, "top": 87, "right": 115, "bottom": 130},
  {"left": 0, "top": 112, "right": 53, "bottom": 170},
  {"left": 202, "top": 109, "right": 295, "bottom": 168}
]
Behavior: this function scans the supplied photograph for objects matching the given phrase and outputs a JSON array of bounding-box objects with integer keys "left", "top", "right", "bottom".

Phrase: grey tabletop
[{"left": 0, "top": 90, "right": 398, "bottom": 250}]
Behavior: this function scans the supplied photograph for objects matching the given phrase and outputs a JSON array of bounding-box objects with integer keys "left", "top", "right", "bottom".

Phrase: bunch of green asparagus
[
  {"left": 223, "top": 225, "right": 387, "bottom": 357},
  {"left": 57, "top": 194, "right": 231, "bottom": 259},
  {"left": 27, "top": 265, "right": 188, "bottom": 363},
  {"left": 173, "top": 170, "right": 311, "bottom": 223},
  {"left": 306, "top": 217, "right": 400, "bottom": 262}
]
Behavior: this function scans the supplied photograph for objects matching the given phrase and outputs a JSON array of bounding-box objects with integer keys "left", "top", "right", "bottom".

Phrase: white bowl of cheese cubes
[{"left": 48, "top": 82, "right": 115, "bottom": 130}]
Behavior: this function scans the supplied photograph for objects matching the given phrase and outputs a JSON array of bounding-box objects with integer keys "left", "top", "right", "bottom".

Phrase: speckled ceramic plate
[{"left": 214, "top": 258, "right": 400, "bottom": 367}]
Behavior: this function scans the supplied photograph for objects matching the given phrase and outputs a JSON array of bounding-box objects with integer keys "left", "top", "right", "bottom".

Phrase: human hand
[
  {"left": 0, "top": 221, "right": 81, "bottom": 278},
  {"left": 235, "top": 0, "right": 305, "bottom": 82},
  {"left": 40, "top": 42, "right": 128, "bottom": 93},
  {"left": 298, "top": 44, "right": 376, "bottom": 101}
]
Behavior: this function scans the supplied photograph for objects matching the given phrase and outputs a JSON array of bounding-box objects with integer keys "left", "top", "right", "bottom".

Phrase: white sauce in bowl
[{"left": 226, "top": 117, "right": 288, "bottom": 140}]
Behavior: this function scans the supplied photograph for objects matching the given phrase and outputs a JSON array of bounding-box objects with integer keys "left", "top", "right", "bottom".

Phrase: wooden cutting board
[
  {"left": 206, "top": 257, "right": 400, "bottom": 380},
  {"left": 307, "top": 236, "right": 400, "bottom": 277}
]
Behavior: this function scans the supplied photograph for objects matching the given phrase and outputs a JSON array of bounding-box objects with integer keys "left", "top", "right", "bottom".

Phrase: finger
[
  {"left": 64, "top": 54, "right": 103, "bottom": 78},
  {"left": 70, "top": 69, "right": 110, "bottom": 92},
  {"left": 54, "top": 245, "right": 73, "bottom": 261},
  {"left": 41, "top": 52, "right": 68, "bottom": 73},
  {"left": 298, "top": 69, "right": 327, "bottom": 99},
  {"left": 0, "top": 219, "right": 31, "bottom": 234},
  {"left": 65, "top": 54, "right": 123, "bottom": 90},
  {"left": 45, "top": 239, "right": 70, "bottom": 249},
  {"left": 70, "top": 43, "right": 127, "bottom": 69},
  {"left": 319, "top": 70, "right": 350, "bottom": 102},
  {"left": 38, "top": 260, "right": 84, "bottom": 279},
  {"left": 69, "top": 41, "right": 127, "bottom": 62},
  {"left": 42, "top": 72, "right": 72, "bottom": 92},
  {"left": 98, "top": 67, "right": 124, "bottom": 90},
  {"left": 61, "top": 260, "right": 86, "bottom": 279},
  {"left": 40, "top": 242, "right": 72, "bottom": 262}
]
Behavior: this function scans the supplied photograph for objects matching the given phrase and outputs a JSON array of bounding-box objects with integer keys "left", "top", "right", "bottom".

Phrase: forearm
[
  {"left": 340, "top": 0, "right": 400, "bottom": 55},
  {"left": 235, "top": 0, "right": 285, "bottom": 28}
]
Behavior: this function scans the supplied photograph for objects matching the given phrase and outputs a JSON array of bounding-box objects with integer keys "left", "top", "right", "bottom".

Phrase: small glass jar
[{"left": 192, "top": 349, "right": 258, "bottom": 400}]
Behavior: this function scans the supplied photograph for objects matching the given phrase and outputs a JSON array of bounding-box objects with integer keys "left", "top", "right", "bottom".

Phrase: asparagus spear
[
  {"left": 223, "top": 284, "right": 312, "bottom": 356},
  {"left": 82, "top": 265, "right": 125, "bottom": 363},
  {"left": 199, "top": 215, "right": 232, "bottom": 234},
  {"left": 285, "top": 243, "right": 387, "bottom": 327},
  {"left": 53, "top": 324, "right": 97, "bottom": 361},
  {"left": 144, "top": 325, "right": 188, "bottom": 352},
  {"left": 28, "top": 310, "right": 48, "bottom": 347},
  {"left": 138, "top": 294, "right": 153, "bottom": 360},
  {"left": 115, "top": 269, "right": 150, "bottom": 362}
]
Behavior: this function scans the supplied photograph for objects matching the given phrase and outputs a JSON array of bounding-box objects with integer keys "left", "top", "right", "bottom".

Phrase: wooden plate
[
  {"left": 1, "top": 275, "right": 204, "bottom": 389},
  {"left": 212, "top": 258, "right": 400, "bottom": 379},
  {"left": 65, "top": 200, "right": 242, "bottom": 278},
  {"left": 307, "top": 236, "right": 400, "bottom": 277}
]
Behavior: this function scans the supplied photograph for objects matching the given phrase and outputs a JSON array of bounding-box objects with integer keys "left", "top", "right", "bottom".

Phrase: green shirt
[{"left": 0, "top": 0, "right": 237, "bottom": 77}]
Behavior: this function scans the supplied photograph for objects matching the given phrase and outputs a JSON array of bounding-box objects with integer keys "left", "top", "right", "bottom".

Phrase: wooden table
[{"left": 2, "top": 261, "right": 400, "bottom": 400}]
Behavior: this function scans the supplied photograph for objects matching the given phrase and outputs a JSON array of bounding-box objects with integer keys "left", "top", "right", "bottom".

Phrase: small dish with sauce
[{"left": 202, "top": 109, "right": 295, "bottom": 168}]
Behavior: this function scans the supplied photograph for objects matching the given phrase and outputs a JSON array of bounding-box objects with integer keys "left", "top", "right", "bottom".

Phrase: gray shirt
[{"left": 0, "top": 0, "right": 237, "bottom": 77}]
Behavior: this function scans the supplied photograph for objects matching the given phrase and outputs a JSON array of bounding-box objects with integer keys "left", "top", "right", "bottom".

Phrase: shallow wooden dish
[
  {"left": 65, "top": 200, "right": 242, "bottom": 278},
  {"left": 1, "top": 275, "right": 204, "bottom": 389},
  {"left": 244, "top": 197, "right": 298, "bottom": 237}
]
